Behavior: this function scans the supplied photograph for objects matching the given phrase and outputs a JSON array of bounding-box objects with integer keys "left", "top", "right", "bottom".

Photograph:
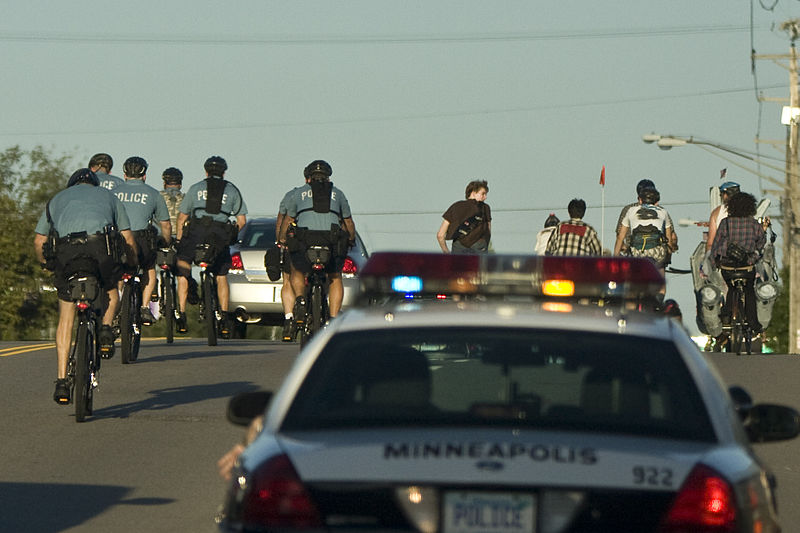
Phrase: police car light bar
[{"left": 359, "top": 252, "right": 665, "bottom": 302}]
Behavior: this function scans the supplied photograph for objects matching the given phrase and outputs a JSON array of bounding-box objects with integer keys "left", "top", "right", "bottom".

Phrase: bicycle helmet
[
  {"left": 638, "top": 187, "right": 660, "bottom": 204},
  {"left": 304, "top": 159, "right": 332, "bottom": 180},
  {"left": 67, "top": 168, "right": 99, "bottom": 187},
  {"left": 162, "top": 167, "right": 183, "bottom": 185},
  {"left": 204, "top": 156, "right": 228, "bottom": 176},
  {"left": 636, "top": 179, "right": 655, "bottom": 195},
  {"left": 123, "top": 156, "right": 148, "bottom": 178},
  {"left": 88, "top": 153, "right": 113, "bottom": 171},
  {"left": 719, "top": 181, "right": 740, "bottom": 195}
]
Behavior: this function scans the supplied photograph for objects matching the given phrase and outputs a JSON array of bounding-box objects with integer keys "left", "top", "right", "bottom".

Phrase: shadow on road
[
  {"left": 93, "top": 381, "right": 260, "bottom": 419},
  {"left": 0, "top": 482, "right": 168, "bottom": 532},
  {"left": 136, "top": 345, "right": 288, "bottom": 364}
]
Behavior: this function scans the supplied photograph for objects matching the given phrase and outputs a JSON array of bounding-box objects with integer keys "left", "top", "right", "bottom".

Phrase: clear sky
[{"left": 4, "top": 1, "right": 800, "bottom": 334}]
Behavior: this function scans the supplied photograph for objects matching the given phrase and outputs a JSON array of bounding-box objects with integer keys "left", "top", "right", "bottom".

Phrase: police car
[{"left": 218, "top": 252, "right": 800, "bottom": 532}]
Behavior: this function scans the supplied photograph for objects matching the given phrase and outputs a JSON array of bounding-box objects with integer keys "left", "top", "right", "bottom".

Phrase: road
[
  {"left": 1, "top": 340, "right": 799, "bottom": 532},
  {"left": 0, "top": 338, "right": 299, "bottom": 533}
]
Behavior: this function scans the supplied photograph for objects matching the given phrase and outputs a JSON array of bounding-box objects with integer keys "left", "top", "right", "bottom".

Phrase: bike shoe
[
  {"left": 220, "top": 312, "right": 234, "bottom": 339},
  {"left": 140, "top": 306, "right": 156, "bottom": 326},
  {"left": 293, "top": 298, "right": 306, "bottom": 324},
  {"left": 187, "top": 277, "right": 200, "bottom": 305},
  {"left": 176, "top": 312, "right": 188, "bottom": 334},
  {"left": 98, "top": 325, "right": 115, "bottom": 359},
  {"left": 282, "top": 317, "right": 295, "bottom": 342},
  {"left": 53, "top": 378, "right": 71, "bottom": 405}
]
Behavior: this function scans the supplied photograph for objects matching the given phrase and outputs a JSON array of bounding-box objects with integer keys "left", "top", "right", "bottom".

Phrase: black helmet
[
  {"left": 544, "top": 213, "right": 559, "bottom": 228},
  {"left": 162, "top": 167, "right": 183, "bottom": 185},
  {"left": 304, "top": 159, "right": 332, "bottom": 180},
  {"left": 639, "top": 187, "right": 660, "bottom": 204},
  {"left": 204, "top": 156, "right": 228, "bottom": 176},
  {"left": 636, "top": 179, "right": 655, "bottom": 195},
  {"left": 88, "top": 153, "right": 113, "bottom": 171},
  {"left": 123, "top": 156, "right": 148, "bottom": 178},
  {"left": 67, "top": 168, "right": 99, "bottom": 187},
  {"left": 719, "top": 181, "right": 740, "bottom": 195}
]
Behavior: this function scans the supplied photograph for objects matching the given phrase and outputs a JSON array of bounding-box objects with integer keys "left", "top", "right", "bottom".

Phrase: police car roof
[{"left": 334, "top": 298, "right": 677, "bottom": 342}]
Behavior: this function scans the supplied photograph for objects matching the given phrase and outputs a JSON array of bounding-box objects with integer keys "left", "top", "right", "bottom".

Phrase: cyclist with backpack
[
  {"left": 175, "top": 156, "right": 247, "bottom": 337},
  {"left": 614, "top": 187, "right": 676, "bottom": 274},
  {"left": 437, "top": 180, "right": 491, "bottom": 254},
  {"left": 278, "top": 160, "right": 355, "bottom": 320},
  {"left": 33, "top": 168, "right": 137, "bottom": 404},
  {"left": 160, "top": 167, "right": 199, "bottom": 307},
  {"left": 710, "top": 192, "right": 766, "bottom": 336}
]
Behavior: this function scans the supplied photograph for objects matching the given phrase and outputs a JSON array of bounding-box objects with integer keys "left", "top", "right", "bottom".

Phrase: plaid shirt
[
  {"left": 545, "top": 218, "right": 602, "bottom": 256},
  {"left": 711, "top": 216, "right": 765, "bottom": 266}
]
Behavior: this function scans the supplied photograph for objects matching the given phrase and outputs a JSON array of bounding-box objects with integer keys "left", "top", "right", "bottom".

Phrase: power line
[
  {"left": 0, "top": 85, "right": 787, "bottom": 137},
  {"left": 0, "top": 25, "right": 761, "bottom": 46}
]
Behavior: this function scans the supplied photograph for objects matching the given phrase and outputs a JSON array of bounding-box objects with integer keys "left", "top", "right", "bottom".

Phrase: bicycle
[
  {"left": 195, "top": 243, "right": 222, "bottom": 346},
  {"left": 295, "top": 244, "right": 331, "bottom": 346},
  {"left": 722, "top": 269, "right": 758, "bottom": 355},
  {"left": 64, "top": 269, "right": 102, "bottom": 422},
  {"left": 157, "top": 246, "right": 177, "bottom": 344},
  {"left": 119, "top": 267, "right": 143, "bottom": 363}
]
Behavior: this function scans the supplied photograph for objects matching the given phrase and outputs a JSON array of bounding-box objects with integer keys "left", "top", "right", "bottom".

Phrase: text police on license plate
[{"left": 443, "top": 492, "right": 536, "bottom": 533}]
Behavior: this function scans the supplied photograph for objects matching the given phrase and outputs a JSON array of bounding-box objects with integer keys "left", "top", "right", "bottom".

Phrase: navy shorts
[{"left": 54, "top": 238, "right": 122, "bottom": 301}]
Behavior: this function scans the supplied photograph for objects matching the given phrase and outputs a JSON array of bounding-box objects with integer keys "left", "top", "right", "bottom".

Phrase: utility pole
[
  {"left": 754, "top": 19, "right": 800, "bottom": 354},
  {"left": 788, "top": 22, "right": 800, "bottom": 355}
]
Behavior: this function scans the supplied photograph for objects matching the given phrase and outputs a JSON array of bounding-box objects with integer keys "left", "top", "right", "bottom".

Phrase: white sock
[{"left": 285, "top": 313, "right": 293, "bottom": 320}]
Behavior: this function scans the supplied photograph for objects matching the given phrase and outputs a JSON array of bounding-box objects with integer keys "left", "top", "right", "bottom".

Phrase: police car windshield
[{"left": 283, "top": 328, "right": 714, "bottom": 442}]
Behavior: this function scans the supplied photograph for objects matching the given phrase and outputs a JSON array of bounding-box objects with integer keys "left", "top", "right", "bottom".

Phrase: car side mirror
[
  {"left": 729, "top": 385, "right": 753, "bottom": 421},
  {"left": 227, "top": 391, "right": 273, "bottom": 427},
  {"left": 745, "top": 404, "right": 800, "bottom": 443}
]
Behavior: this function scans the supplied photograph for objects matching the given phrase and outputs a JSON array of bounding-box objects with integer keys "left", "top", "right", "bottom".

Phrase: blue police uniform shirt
[
  {"left": 35, "top": 183, "right": 131, "bottom": 237},
  {"left": 179, "top": 177, "right": 248, "bottom": 223},
  {"left": 278, "top": 187, "right": 300, "bottom": 216},
  {"left": 285, "top": 182, "right": 351, "bottom": 231},
  {"left": 113, "top": 179, "right": 170, "bottom": 231},
  {"left": 96, "top": 171, "right": 124, "bottom": 191}
]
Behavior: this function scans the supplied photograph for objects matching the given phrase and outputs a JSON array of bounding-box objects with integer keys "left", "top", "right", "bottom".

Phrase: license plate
[{"left": 442, "top": 491, "right": 536, "bottom": 533}]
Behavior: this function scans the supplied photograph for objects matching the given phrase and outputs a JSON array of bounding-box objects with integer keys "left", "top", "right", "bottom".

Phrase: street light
[{"left": 641, "top": 134, "right": 790, "bottom": 191}]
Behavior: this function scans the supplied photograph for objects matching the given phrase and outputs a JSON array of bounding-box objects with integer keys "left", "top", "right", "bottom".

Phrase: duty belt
[{"left": 56, "top": 232, "right": 104, "bottom": 246}]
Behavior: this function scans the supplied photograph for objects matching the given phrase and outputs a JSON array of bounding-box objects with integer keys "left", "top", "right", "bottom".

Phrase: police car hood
[{"left": 277, "top": 427, "right": 727, "bottom": 490}]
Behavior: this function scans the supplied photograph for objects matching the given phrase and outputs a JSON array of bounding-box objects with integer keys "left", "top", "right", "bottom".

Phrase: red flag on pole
[{"left": 599, "top": 165, "right": 606, "bottom": 186}]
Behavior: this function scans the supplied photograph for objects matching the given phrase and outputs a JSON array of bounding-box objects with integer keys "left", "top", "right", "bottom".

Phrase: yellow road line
[
  {"left": 0, "top": 337, "right": 182, "bottom": 357},
  {"left": 0, "top": 344, "right": 56, "bottom": 357}
]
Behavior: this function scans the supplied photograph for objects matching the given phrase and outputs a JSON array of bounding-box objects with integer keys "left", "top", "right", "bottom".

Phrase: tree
[
  {"left": 0, "top": 146, "right": 76, "bottom": 340},
  {"left": 765, "top": 265, "right": 789, "bottom": 353}
]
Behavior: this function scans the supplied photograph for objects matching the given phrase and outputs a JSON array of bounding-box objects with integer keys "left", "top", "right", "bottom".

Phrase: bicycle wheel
[
  {"left": 204, "top": 275, "right": 218, "bottom": 346},
  {"left": 310, "top": 284, "right": 323, "bottom": 334},
  {"left": 162, "top": 271, "right": 175, "bottom": 344},
  {"left": 74, "top": 319, "right": 91, "bottom": 422},
  {"left": 120, "top": 282, "right": 142, "bottom": 363}
]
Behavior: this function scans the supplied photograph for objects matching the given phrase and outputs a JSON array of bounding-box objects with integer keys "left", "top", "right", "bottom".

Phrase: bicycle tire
[
  {"left": 310, "top": 284, "right": 323, "bottom": 334},
  {"left": 74, "top": 320, "right": 91, "bottom": 422},
  {"left": 162, "top": 271, "right": 175, "bottom": 344},
  {"left": 204, "top": 274, "right": 217, "bottom": 346},
  {"left": 120, "top": 282, "right": 142, "bottom": 363}
]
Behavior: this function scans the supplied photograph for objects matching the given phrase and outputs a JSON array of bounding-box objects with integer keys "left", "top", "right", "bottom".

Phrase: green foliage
[
  {"left": 0, "top": 146, "right": 76, "bottom": 340},
  {"left": 764, "top": 265, "right": 789, "bottom": 354}
]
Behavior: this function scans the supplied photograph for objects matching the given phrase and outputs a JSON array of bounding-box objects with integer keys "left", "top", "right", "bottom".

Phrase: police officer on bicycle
[
  {"left": 278, "top": 160, "right": 356, "bottom": 326},
  {"left": 175, "top": 156, "right": 247, "bottom": 337},
  {"left": 114, "top": 157, "right": 172, "bottom": 325},
  {"left": 33, "top": 168, "right": 137, "bottom": 404}
]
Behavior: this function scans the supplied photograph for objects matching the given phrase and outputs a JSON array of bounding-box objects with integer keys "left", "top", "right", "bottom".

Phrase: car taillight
[
  {"left": 342, "top": 256, "right": 357, "bottom": 275},
  {"left": 230, "top": 252, "right": 244, "bottom": 272},
  {"left": 660, "top": 464, "right": 736, "bottom": 532},
  {"left": 242, "top": 454, "right": 322, "bottom": 528}
]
